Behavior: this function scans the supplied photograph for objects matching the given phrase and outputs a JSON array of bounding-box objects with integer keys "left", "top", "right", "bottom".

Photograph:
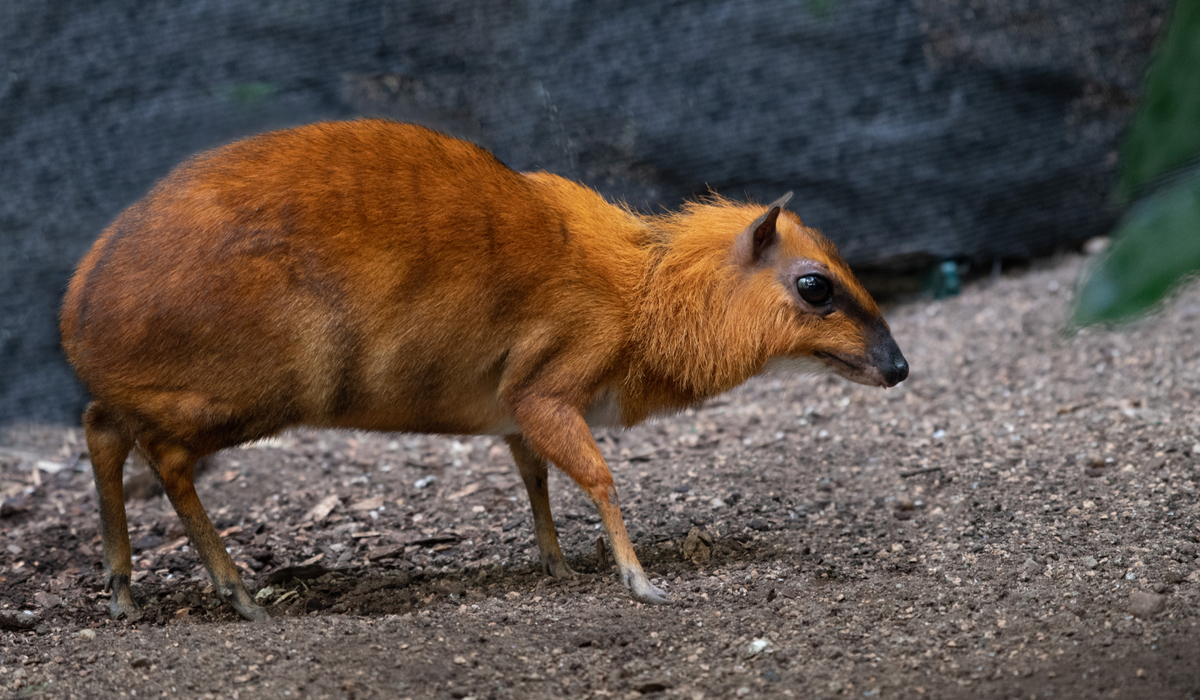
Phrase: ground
[{"left": 2, "top": 249, "right": 1200, "bottom": 700}]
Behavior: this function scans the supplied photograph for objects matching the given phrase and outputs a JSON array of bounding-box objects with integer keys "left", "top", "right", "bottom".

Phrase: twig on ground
[{"left": 899, "top": 466, "right": 943, "bottom": 478}]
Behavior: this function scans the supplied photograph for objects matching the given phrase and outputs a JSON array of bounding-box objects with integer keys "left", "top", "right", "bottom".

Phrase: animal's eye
[{"left": 796, "top": 274, "right": 833, "bottom": 306}]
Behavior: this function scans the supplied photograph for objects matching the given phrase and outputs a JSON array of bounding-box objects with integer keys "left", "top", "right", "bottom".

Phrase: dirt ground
[{"left": 3, "top": 248, "right": 1200, "bottom": 700}]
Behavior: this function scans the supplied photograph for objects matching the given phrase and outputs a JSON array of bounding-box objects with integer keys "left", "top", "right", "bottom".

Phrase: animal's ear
[{"left": 736, "top": 191, "right": 793, "bottom": 266}]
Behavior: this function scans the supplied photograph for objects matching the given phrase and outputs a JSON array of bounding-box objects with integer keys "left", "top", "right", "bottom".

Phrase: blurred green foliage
[
  {"left": 1117, "top": 0, "right": 1200, "bottom": 201},
  {"left": 1073, "top": 1, "right": 1200, "bottom": 326},
  {"left": 1073, "top": 171, "right": 1200, "bottom": 325}
]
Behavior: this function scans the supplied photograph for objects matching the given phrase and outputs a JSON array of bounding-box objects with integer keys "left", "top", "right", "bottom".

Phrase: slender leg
[
  {"left": 83, "top": 402, "right": 137, "bottom": 618},
  {"left": 507, "top": 398, "right": 668, "bottom": 604},
  {"left": 505, "top": 435, "right": 575, "bottom": 578},
  {"left": 141, "top": 439, "right": 266, "bottom": 621}
]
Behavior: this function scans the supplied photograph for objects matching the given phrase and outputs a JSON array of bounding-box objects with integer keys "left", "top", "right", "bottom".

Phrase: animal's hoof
[
  {"left": 544, "top": 558, "right": 577, "bottom": 579},
  {"left": 624, "top": 572, "right": 671, "bottom": 605},
  {"left": 633, "top": 584, "right": 672, "bottom": 605},
  {"left": 108, "top": 598, "right": 139, "bottom": 619},
  {"left": 234, "top": 602, "right": 270, "bottom": 622},
  {"left": 229, "top": 590, "right": 270, "bottom": 621},
  {"left": 107, "top": 575, "right": 138, "bottom": 619}
]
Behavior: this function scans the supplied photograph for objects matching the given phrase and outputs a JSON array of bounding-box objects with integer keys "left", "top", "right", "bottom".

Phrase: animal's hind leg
[
  {"left": 141, "top": 438, "right": 267, "bottom": 621},
  {"left": 83, "top": 402, "right": 137, "bottom": 618},
  {"left": 506, "top": 435, "right": 575, "bottom": 578}
]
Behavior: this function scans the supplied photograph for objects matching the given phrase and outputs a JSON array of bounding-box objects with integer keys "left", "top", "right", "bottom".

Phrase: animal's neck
[
  {"left": 523, "top": 181, "right": 784, "bottom": 426},
  {"left": 620, "top": 209, "right": 779, "bottom": 424}
]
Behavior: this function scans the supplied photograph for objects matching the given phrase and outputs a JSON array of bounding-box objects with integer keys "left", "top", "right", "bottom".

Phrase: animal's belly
[
  {"left": 479, "top": 389, "right": 625, "bottom": 437},
  {"left": 325, "top": 359, "right": 626, "bottom": 437}
]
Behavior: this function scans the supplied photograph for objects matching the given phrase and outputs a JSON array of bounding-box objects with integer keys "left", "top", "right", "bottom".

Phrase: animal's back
[{"left": 60, "top": 120, "right": 633, "bottom": 451}]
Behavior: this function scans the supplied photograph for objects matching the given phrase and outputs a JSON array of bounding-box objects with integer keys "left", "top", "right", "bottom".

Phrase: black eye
[{"left": 796, "top": 274, "right": 833, "bottom": 306}]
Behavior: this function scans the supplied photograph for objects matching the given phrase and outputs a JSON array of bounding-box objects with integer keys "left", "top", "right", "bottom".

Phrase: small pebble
[
  {"left": 745, "top": 638, "right": 771, "bottom": 658},
  {"left": 1128, "top": 590, "right": 1165, "bottom": 619},
  {"left": 32, "top": 591, "right": 62, "bottom": 609},
  {"left": 0, "top": 610, "right": 39, "bottom": 631},
  {"left": 682, "top": 527, "right": 714, "bottom": 564}
]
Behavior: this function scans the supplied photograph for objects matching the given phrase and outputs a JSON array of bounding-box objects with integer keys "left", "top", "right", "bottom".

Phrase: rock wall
[{"left": 0, "top": 0, "right": 1166, "bottom": 424}]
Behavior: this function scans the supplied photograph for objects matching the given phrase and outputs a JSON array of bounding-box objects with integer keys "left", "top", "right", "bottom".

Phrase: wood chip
[
  {"left": 264, "top": 562, "right": 329, "bottom": 585},
  {"left": 411, "top": 534, "right": 460, "bottom": 547},
  {"left": 305, "top": 494, "right": 340, "bottom": 521},
  {"left": 351, "top": 531, "right": 384, "bottom": 539},
  {"left": 447, "top": 483, "right": 482, "bottom": 500},
  {"left": 487, "top": 476, "right": 519, "bottom": 491},
  {"left": 37, "top": 459, "right": 67, "bottom": 474},
  {"left": 151, "top": 537, "right": 189, "bottom": 555},
  {"left": 368, "top": 544, "right": 406, "bottom": 561},
  {"left": 0, "top": 447, "right": 42, "bottom": 462},
  {"left": 350, "top": 495, "right": 385, "bottom": 511}
]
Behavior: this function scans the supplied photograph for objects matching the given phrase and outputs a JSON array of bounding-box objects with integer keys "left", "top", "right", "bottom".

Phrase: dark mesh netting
[{"left": 0, "top": 0, "right": 1168, "bottom": 423}]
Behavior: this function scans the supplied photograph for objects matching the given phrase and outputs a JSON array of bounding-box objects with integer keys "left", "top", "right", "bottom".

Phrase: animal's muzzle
[{"left": 869, "top": 324, "right": 908, "bottom": 387}]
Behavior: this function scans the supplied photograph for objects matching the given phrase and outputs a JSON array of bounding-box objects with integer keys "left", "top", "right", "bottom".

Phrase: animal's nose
[{"left": 869, "top": 323, "right": 908, "bottom": 387}]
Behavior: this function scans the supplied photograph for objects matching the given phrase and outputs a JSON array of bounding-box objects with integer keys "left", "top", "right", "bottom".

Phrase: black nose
[{"left": 869, "top": 323, "right": 908, "bottom": 387}]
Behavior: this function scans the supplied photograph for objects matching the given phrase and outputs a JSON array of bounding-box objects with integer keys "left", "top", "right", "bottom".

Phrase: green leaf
[
  {"left": 1118, "top": 0, "right": 1200, "bottom": 201},
  {"left": 1073, "top": 169, "right": 1200, "bottom": 326}
]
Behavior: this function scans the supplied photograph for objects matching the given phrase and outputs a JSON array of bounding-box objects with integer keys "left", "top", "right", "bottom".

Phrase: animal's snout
[
  {"left": 884, "top": 351, "right": 908, "bottom": 386},
  {"left": 869, "top": 324, "right": 908, "bottom": 387}
]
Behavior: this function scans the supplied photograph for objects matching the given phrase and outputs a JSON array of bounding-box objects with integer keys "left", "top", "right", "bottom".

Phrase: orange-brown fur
[{"left": 61, "top": 119, "right": 905, "bottom": 619}]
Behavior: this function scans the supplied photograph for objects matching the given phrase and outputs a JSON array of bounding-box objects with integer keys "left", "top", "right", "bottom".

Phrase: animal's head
[
  {"left": 636, "top": 193, "right": 907, "bottom": 399},
  {"left": 737, "top": 192, "right": 908, "bottom": 388}
]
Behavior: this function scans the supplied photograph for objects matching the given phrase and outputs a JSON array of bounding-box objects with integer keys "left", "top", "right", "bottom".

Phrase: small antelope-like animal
[{"left": 61, "top": 120, "right": 908, "bottom": 620}]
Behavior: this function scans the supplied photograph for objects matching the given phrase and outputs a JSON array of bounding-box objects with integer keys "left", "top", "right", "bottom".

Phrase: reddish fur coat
[{"left": 62, "top": 120, "right": 882, "bottom": 448}]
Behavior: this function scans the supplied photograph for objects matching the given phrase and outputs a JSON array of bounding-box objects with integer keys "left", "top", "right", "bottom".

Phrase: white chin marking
[{"left": 760, "top": 356, "right": 834, "bottom": 378}]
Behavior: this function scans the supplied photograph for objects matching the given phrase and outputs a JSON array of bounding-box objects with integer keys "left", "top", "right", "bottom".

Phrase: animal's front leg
[{"left": 507, "top": 397, "right": 669, "bottom": 605}]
